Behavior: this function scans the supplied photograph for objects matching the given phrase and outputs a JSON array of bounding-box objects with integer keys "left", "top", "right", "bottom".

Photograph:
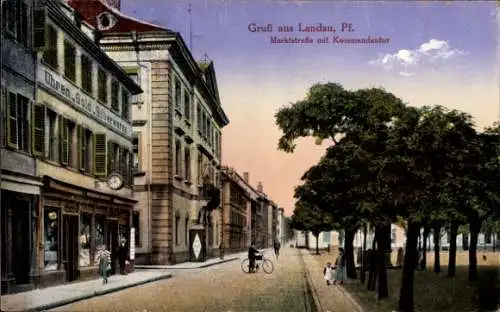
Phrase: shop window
[
  {"left": 81, "top": 55, "right": 93, "bottom": 95},
  {"left": 79, "top": 213, "right": 92, "bottom": 267},
  {"left": 133, "top": 212, "right": 141, "bottom": 247},
  {"left": 43, "top": 207, "right": 59, "bottom": 271},
  {"left": 93, "top": 215, "right": 106, "bottom": 263}
]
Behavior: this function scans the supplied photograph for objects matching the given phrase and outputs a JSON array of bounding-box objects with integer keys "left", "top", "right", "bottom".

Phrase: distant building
[{"left": 69, "top": 0, "right": 229, "bottom": 264}]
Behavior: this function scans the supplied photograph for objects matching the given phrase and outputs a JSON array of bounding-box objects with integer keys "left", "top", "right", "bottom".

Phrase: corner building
[
  {"left": 68, "top": 0, "right": 230, "bottom": 264},
  {"left": 32, "top": 0, "right": 141, "bottom": 288}
]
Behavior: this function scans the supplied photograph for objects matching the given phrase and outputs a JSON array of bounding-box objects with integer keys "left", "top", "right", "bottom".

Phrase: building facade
[
  {"left": 32, "top": 0, "right": 141, "bottom": 289},
  {"left": 220, "top": 167, "right": 259, "bottom": 253},
  {"left": 1, "top": 0, "right": 39, "bottom": 294},
  {"left": 69, "top": 0, "right": 229, "bottom": 264}
]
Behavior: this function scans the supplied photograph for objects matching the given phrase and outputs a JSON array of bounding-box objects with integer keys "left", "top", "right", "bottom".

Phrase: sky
[{"left": 122, "top": 0, "right": 499, "bottom": 216}]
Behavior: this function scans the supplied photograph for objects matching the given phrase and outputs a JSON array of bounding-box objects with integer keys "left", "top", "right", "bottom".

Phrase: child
[
  {"left": 323, "top": 262, "right": 334, "bottom": 285},
  {"left": 97, "top": 245, "right": 112, "bottom": 284}
]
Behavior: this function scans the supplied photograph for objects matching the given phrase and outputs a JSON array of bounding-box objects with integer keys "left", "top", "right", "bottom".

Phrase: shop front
[{"left": 38, "top": 176, "right": 134, "bottom": 288}]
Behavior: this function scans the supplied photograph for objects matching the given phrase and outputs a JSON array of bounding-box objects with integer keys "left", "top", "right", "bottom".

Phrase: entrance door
[
  {"left": 11, "top": 202, "right": 31, "bottom": 285},
  {"left": 63, "top": 215, "right": 79, "bottom": 282},
  {"left": 107, "top": 220, "right": 118, "bottom": 275}
]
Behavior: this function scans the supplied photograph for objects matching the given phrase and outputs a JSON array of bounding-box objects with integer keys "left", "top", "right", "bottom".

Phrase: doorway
[
  {"left": 63, "top": 214, "right": 79, "bottom": 282},
  {"left": 11, "top": 201, "right": 31, "bottom": 285},
  {"left": 107, "top": 220, "right": 118, "bottom": 275}
]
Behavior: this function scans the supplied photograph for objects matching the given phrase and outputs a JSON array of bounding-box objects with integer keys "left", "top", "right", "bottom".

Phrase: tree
[{"left": 290, "top": 200, "right": 335, "bottom": 254}]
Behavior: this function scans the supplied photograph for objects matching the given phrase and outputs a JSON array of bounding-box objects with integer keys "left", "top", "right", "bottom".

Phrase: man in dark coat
[
  {"left": 117, "top": 238, "right": 128, "bottom": 275},
  {"left": 248, "top": 241, "right": 259, "bottom": 273},
  {"left": 273, "top": 239, "right": 281, "bottom": 259}
]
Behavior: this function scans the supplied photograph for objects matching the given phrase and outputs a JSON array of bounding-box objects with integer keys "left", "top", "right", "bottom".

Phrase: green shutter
[
  {"left": 107, "top": 140, "right": 113, "bottom": 174},
  {"left": 59, "top": 116, "right": 68, "bottom": 165},
  {"left": 33, "top": 7, "right": 47, "bottom": 50},
  {"left": 77, "top": 125, "right": 83, "bottom": 170},
  {"left": 94, "top": 133, "right": 107, "bottom": 177},
  {"left": 32, "top": 103, "right": 46, "bottom": 157},
  {"left": 7, "top": 92, "right": 17, "bottom": 148}
]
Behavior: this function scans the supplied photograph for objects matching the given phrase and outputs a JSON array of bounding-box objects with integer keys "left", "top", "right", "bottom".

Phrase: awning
[{"left": 1, "top": 175, "right": 43, "bottom": 195}]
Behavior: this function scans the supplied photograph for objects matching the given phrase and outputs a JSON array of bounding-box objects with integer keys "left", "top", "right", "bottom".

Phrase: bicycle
[{"left": 241, "top": 253, "right": 274, "bottom": 274}]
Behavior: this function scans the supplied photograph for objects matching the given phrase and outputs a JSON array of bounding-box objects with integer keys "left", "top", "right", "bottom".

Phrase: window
[
  {"left": 64, "top": 41, "right": 76, "bottom": 82},
  {"left": 184, "top": 147, "right": 191, "bottom": 181},
  {"left": 133, "top": 212, "right": 141, "bottom": 247},
  {"left": 93, "top": 215, "right": 106, "bottom": 263},
  {"left": 107, "top": 141, "right": 119, "bottom": 173},
  {"left": 174, "top": 79, "right": 181, "bottom": 109},
  {"left": 93, "top": 133, "right": 107, "bottom": 177},
  {"left": 97, "top": 68, "right": 107, "bottom": 104},
  {"left": 184, "top": 90, "right": 191, "bottom": 121},
  {"left": 196, "top": 102, "right": 202, "bottom": 131},
  {"left": 132, "top": 133, "right": 140, "bottom": 172},
  {"left": 175, "top": 216, "right": 180, "bottom": 245},
  {"left": 79, "top": 213, "right": 92, "bottom": 267},
  {"left": 60, "top": 118, "right": 75, "bottom": 167},
  {"left": 43, "top": 207, "right": 59, "bottom": 271},
  {"left": 175, "top": 140, "right": 181, "bottom": 176},
  {"left": 81, "top": 55, "right": 93, "bottom": 94},
  {"left": 127, "top": 72, "right": 139, "bottom": 104},
  {"left": 78, "top": 127, "right": 92, "bottom": 173},
  {"left": 111, "top": 80, "right": 119, "bottom": 112},
  {"left": 6, "top": 92, "right": 30, "bottom": 153},
  {"left": 121, "top": 89, "right": 130, "bottom": 119},
  {"left": 185, "top": 217, "right": 189, "bottom": 245},
  {"left": 3, "top": 0, "right": 28, "bottom": 47},
  {"left": 47, "top": 109, "right": 58, "bottom": 161},
  {"left": 197, "top": 152, "right": 203, "bottom": 185},
  {"left": 43, "top": 24, "right": 58, "bottom": 69}
]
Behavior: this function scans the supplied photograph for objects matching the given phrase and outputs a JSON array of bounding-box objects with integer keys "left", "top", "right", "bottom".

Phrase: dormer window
[{"left": 97, "top": 12, "right": 116, "bottom": 31}]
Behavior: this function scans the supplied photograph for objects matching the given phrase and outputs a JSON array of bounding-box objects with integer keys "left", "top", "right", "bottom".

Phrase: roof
[{"left": 68, "top": 0, "right": 170, "bottom": 33}]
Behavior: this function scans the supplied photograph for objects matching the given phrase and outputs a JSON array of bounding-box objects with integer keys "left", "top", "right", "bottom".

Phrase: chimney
[
  {"left": 243, "top": 172, "right": 249, "bottom": 183},
  {"left": 257, "top": 181, "right": 263, "bottom": 193}
]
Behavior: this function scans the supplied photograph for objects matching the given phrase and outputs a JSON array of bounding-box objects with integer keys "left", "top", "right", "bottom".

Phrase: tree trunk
[
  {"left": 345, "top": 228, "right": 357, "bottom": 279},
  {"left": 360, "top": 224, "right": 368, "bottom": 284},
  {"left": 420, "top": 224, "right": 429, "bottom": 270},
  {"left": 376, "top": 223, "right": 390, "bottom": 300},
  {"left": 447, "top": 222, "right": 459, "bottom": 277},
  {"left": 433, "top": 223, "right": 441, "bottom": 274},
  {"left": 314, "top": 233, "right": 320, "bottom": 255},
  {"left": 398, "top": 221, "right": 420, "bottom": 312},
  {"left": 462, "top": 232, "right": 469, "bottom": 251},
  {"left": 468, "top": 222, "right": 480, "bottom": 282},
  {"left": 367, "top": 230, "right": 378, "bottom": 291}
]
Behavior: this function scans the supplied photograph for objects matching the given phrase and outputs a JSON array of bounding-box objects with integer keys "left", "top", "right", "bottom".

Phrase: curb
[
  {"left": 135, "top": 257, "right": 239, "bottom": 270},
  {"left": 337, "top": 284, "right": 366, "bottom": 312},
  {"left": 298, "top": 250, "right": 324, "bottom": 312},
  {"left": 14, "top": 274, "right": 173, "bottom": 312}
]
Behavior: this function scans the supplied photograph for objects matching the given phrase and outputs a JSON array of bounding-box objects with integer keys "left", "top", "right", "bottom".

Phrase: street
[{"left": 49, "top": 247, "right": 315, "bottom": 312}]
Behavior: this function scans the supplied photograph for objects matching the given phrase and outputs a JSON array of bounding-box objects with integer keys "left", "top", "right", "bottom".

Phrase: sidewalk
[
  {"left": 0, "top": 270, "right": 172, "bottom": 312},
  {"left": 299, "top": 249, "right": 365, "bottom": 312},
  {"left": 134, "top": 248, "right": 272, "bottom": 269}
]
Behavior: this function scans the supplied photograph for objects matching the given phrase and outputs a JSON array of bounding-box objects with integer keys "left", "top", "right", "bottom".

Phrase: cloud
[{"left": 369, "top": 39, "right": 469, "bottom": 76}]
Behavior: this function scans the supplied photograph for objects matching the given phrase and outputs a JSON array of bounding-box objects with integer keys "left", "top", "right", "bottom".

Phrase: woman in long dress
[
  {"left": 97, "top": 245, "right": 112, "bottom": 284},
  {"left": 334, "top": 248, "right": 346, "bottom": 285}
]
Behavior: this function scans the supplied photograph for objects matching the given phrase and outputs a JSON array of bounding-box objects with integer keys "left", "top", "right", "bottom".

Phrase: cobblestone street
[{"left": 49, "top": 247, "right": 315, "bottom": 312}]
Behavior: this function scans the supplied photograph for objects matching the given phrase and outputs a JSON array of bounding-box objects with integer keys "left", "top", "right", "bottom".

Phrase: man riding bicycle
[{"left": 248, "top": 241, "right": 259, "bottom": 273}]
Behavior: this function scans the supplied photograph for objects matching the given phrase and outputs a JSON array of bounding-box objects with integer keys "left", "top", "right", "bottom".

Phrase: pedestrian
[
  {"left": 274, "top": 238, "right": 281, "bottom": 259},
  {"left": 118, "top": 238, "right": 128, "bottom": 275},
  {"left": 333, "top": 247, "right": 346, "bottom": 285},
  {"left": 97, "top": 245, "right": 111, "bottom": 284},
  {"left": 323, "top": 261, "right": 334, "bottom": 285}
]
